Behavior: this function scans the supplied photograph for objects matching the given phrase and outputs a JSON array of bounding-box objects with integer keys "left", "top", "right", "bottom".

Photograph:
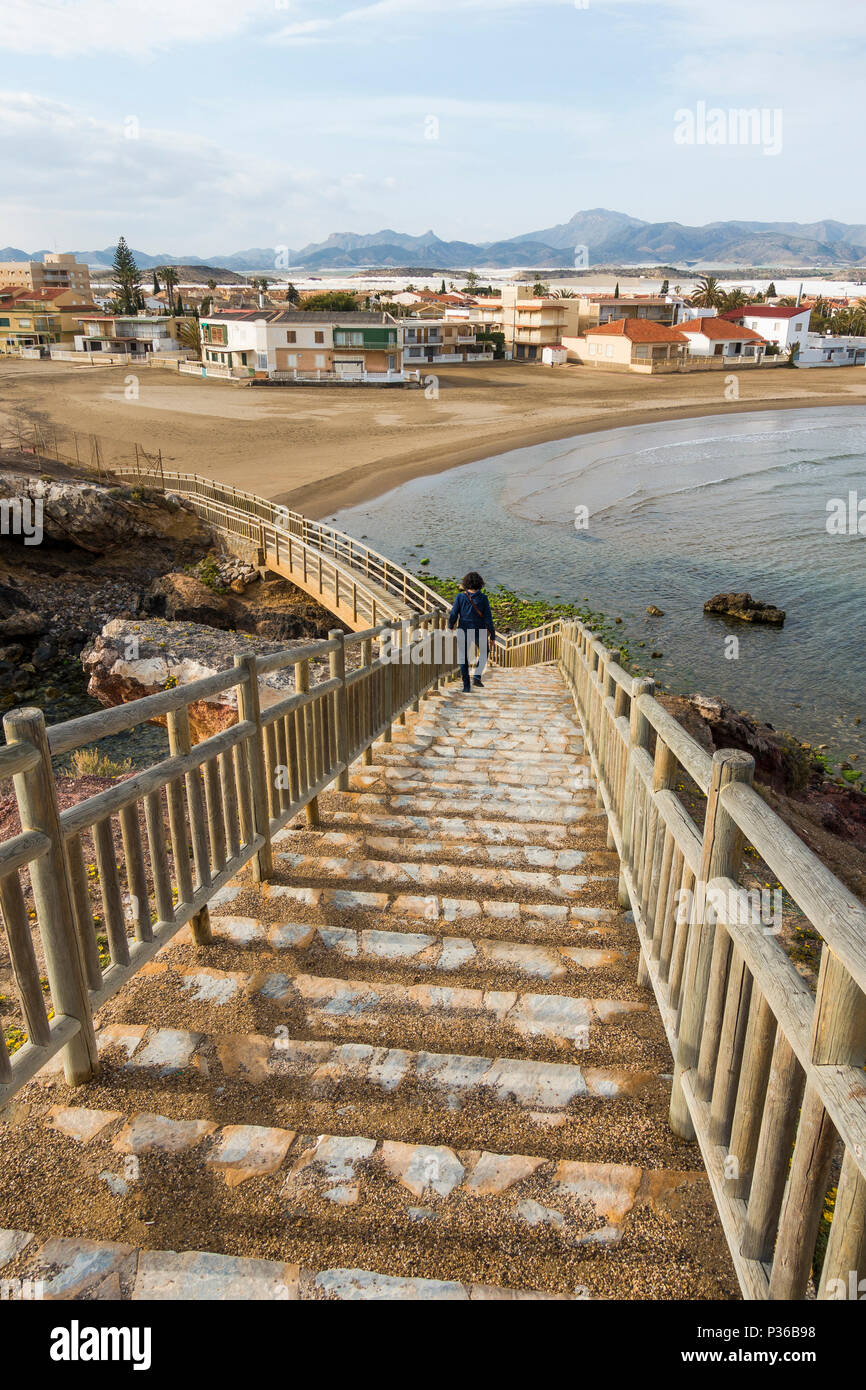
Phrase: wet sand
[{"left": 1, "top": 357, "right": 864, "bottom": 518}]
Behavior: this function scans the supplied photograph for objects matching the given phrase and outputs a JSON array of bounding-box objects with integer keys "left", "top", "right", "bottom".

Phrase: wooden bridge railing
[
  {"left": 107, "top": 467, "right": 564, "bottom": 666},
  {"left": 6, "top": 463, "right": 862, "bottom": 1297},
  {"left": 558, "top": 617, "right": 866, "bottom": 1301},
  {"left": 0, "top": 612, "right": 455, "bottom": 1103}
]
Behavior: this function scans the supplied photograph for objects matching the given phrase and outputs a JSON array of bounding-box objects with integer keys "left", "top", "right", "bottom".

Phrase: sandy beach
[{"left": 1, "top": 357, "right": 865, "bottom": 517}]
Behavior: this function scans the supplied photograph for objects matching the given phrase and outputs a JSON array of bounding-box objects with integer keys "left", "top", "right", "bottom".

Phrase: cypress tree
[{"left": 112, "top": 237, "right": 142, "bottom": 315}]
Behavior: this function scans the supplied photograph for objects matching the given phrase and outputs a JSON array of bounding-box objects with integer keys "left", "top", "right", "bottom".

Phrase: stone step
[
  {"left": 77, "top": 1024, "right": 660, "bottom": 1110},
  {"left": 357, "top": 762, "right": 592, "bottom": 791},
  {"left": 275, "top": 827, "right": 590, "bottom": 871},
  {"left": 208, "top": 915, "right": 627, "bottom": 985},
  {"left": 255, "top": 882, "right": 618, "bottom": 937},
  {"left": 349, "top": 771, "right": 587, "bottom": 805},
  {"left": 12, "top": 1107, "right": 710, "bottom": 1285},
  {"left": 274, "top": 850, "right": 606, "bottom": 901},
  {"left": 337, "top": 791, "right": 588, "bottom": 823},
  {"left": 370, "top": 744, "right": 582, "bottom": 768},
  {"left": 393, "top": 728, "right": 584, "bottom": 755},
  {"left": 305, "top": 809, "right": 602, "bottom": 845},
  {"left": 0, "top": 1228, "right": 574, "bottom": 1300},
  {"left": 119, "top": 961, "right": 648, "bottom": 1060}
]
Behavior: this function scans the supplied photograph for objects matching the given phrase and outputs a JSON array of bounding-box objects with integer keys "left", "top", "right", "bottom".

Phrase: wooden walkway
[{"left": 0, "top": 469, "right": 863, "bottom": 1300}]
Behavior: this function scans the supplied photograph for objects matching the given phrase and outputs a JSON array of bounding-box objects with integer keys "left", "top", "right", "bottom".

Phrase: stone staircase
[{"left": 0, "top": 666, "right": 737, "bottom": 1300}]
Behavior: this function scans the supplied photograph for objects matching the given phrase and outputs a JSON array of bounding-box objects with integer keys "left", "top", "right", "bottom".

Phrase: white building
[
  {"left": 199, "top": 310, "right": 403, "bottom": 380},
  {"left": 678, "top": 318, "right": 767, "bottom": 361},
  {"left": 720, "top": 304, "right": 811, "bottom": 351},
  {"left": 794, "top": 333, "right": 866, "bottom": 367},
  {"left": 401, "top": 318, "right": 494, "bottom": 364}
]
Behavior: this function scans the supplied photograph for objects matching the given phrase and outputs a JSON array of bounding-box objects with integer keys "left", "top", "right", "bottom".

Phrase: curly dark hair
[{"left": 461, "top": 571, "right": 485, "bottom": 591}]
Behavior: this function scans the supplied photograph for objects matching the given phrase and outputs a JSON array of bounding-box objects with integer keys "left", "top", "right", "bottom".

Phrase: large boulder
[
  {"left": 82, "top": 618, "right": 324, "bottom": 742},
  {"left": 703, "top": 592, "right": 786, "bottom": 625},
  {"left": 148, "top": 573, "right": 247, "bottom": 630}
]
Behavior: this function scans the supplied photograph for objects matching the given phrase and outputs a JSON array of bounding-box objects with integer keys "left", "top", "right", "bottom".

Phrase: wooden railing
[
  {"left": 2, "top": 446, "right": 864, "bottom": 1295},
  {"left": 0, "top": 614, "right": 455, "bottom": 1103},
  {"left": 107, "top": 467, "right": 566, "bottom": 668},
  {"left": 559, "top": 617, "right": 866, "bottom": 1302}
]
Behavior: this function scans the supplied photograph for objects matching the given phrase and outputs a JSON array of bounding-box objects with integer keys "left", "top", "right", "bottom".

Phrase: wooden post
[
  {"left": 166, "top": 707, "right": 213, "bottom": 942},
  {"left": 329, "top": 629, "right": 349, "bottom": 791},
  {"left": 619, "top": 677, "right": 654, "bottom": 912},
  {"left": 233, "top": 654, "right": 273, "bottom": 881},
  {"left": 3, "top": 708, "right": 98, "bottom": 1084},
  {"left": 670, "top": 747, "right": 754, "bottom": 1139},
  {"left": 361, "top": 638, "right": 374, "bottom": 765},
  {"left": 817, "top": 1147, "right": 866, "bottom": 1300},
  {"left": 768, "top": 1084, "right": 837, "bottom": 1299},
  {"left": 726, "top": 990, "right": 777, "bottom": 1200},
  {"left": 294, "top": 657, "right": 319, "bottom": 824},
  {"left": 810, "top": 946, "right": 866, "bottom": 1067},
  {"left": 740, "top": 1030, "right": 805, "bottom": 1261}
]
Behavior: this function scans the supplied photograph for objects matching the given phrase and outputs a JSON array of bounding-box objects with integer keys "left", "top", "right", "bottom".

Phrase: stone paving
[{"left": 0, "top": 665, "right": 736, "bottom": 1299}]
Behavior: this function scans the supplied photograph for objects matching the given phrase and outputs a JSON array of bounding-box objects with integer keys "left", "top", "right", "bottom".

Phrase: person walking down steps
[{"left": 448, "top": 571, "right": 496, "bottom": 692}]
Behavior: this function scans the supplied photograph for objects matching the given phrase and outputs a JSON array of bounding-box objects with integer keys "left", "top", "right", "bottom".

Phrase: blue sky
[{"left": 1, "top": 0, "right": 864, "bottom": 253}]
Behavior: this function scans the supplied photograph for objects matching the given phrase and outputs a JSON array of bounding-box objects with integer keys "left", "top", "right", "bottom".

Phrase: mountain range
[{"left": 3, "top": 209, "right": 866, "bottom": 273}]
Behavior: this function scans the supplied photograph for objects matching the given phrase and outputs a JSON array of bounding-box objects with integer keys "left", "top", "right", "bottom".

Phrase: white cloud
[
  {"left": 0, "top": 92, "right": 397, "bottom": 248},
  {"left": 0, "top": 0, "right": 277, "bottom": 56}
]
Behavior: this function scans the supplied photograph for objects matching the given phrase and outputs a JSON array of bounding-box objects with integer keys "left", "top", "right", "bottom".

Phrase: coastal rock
[
  {"left": 0, "top": 472, "right": 211, "bottom": 556},
  {"left": 0, "top": 579, "right": 46, "bottom": 640},
  {"left": 703, "top": 592, "right": 785, "bottom": 626},
  {"left": 148, "top": 573, "right": 247, "bottom": 631},
  {"left": 81, "top": 618, "right": 328, "bottom": 742},
  {"left": 661, "top": 693, "right": 813, "bottom": 794},
  {"left": 645, "top": 606, "right": 664, "bottom": 617}
]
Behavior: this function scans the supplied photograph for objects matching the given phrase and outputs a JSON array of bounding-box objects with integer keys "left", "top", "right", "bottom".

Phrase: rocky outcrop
[
  {"left": 703, "top": 592, "right": 786, "bottom": 625},
  {"left": 660, "top": 692, "right": 813, "bottom": 793},
  {"left": 82, "top": 618, "right": 330, "bottom": 742},
  {"left": 0, "top": 472, "right": 211, "bottom": 556},
  {"left": 146, "top": 571, "right": 338, "bottom": 642},
  {"left": 148, "top": 573, "right": 248, "bottom": 630}
]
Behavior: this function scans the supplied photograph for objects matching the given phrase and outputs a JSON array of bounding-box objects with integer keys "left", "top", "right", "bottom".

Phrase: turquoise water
[{"left": 332, "top": 406, "right": 866, "bottom": 765}]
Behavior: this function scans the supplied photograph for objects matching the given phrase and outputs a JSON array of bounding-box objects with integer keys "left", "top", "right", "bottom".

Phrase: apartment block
[
  {"left": 0, "top": 253, "right": 92, "bottom": 298},
  {"left": 200, "top": 310, "right": 403, "bottom": 380}
]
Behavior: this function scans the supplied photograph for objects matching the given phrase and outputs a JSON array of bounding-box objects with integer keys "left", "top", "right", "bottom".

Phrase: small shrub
[{"left": 66, "top": 747, "right": 134, "bottom": 778}]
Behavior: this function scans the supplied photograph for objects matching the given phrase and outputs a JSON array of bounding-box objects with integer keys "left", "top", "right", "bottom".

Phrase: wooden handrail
[
  {"left": 557, "top": 616, "right": 866, "bottom": 1301},
  {"left": 0, "top": 621, "right": 458, "bottom": 1101}
]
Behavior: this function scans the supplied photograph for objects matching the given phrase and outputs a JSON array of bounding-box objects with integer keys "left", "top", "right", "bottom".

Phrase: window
[
  {"left": 314, "top": 331, "right": 324, "bottom": 344},
  {"left": 286, "top": 353, "right": 297, "bottom": 367},
  {"left": 314, "top": 354, "right": 326, "bottom": 368},
  {"left": 257, "top": 352, "right": 268, "bottom": 370},
  {"left": 286, "top": 330, "right": 296, "bottom": 343}
]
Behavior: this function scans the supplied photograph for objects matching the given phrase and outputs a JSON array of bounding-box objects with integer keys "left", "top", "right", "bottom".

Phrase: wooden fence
[
  {"left": 559, "top": 617, "right": 866, "bottom": 1301},
  {"left": 3, "top": 460, "right": 863, "bottom": 1297},
  {"left": 106, "top": 466, "right": 566, "bottom": 667},
  {"left": 0, "top": 614, "right": 455, "bottom": 1101}
]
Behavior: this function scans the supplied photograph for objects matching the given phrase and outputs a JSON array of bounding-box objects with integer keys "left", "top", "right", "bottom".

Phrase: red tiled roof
[
  {"left": 720, "top": 304, "right": 807, "bottom": 320},
  {"left": 589, "top": 294, "right": 672, "bottom": 304},
  {"left": 585, "top": 317, "right": 688, "bottom": 343},
  {"left": 679, "top": 318, "right": 767, "bottom": 342}
]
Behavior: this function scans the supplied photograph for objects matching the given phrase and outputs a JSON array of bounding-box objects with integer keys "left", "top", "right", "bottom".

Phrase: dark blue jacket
[{"left": 448, "top": 591, "right": 495, "bottom": 639}]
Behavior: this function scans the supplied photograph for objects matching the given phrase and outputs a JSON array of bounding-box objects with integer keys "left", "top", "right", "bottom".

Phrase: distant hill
[{"left": 6, "top": 211, "right": 866, "bottom": 272}]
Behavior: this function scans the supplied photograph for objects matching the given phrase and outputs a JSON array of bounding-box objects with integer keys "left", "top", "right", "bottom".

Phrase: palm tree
[
  {"left": 721, "top": 288, "right": 747, "bottom": 311},
  {"left": 551, "top": 288, "right": 578, "bottom": 299},
  {"left": 177, "top": 317, "right": 202, "bottom": 358},
  {"left": 690, "top": 276, "right": 724, "bottom": 309},
  {"left": 160, "top": 266, "right": 179, "bottom": 312}
]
